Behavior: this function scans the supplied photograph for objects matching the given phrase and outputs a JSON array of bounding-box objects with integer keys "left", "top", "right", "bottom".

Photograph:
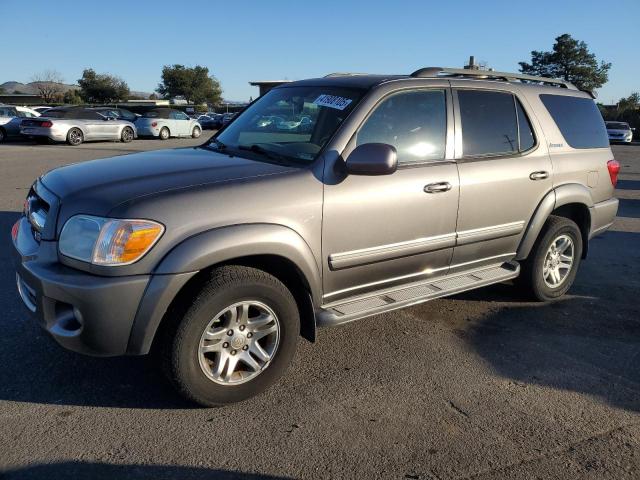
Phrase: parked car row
[{"left": 0, "top": 105, "right": 210, "bottom": 145}]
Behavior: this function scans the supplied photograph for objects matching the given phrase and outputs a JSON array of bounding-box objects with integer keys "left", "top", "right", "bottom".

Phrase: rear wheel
[
  {"left": 0, "top": 128, "right": 6, "bottom": 143},
  {"left": 121, "top": 126, "right": 134, "bottom": 143},
  {"left": 518, "top": 216, "right": 582, "bottom": 301},
  {"left": 159, "top": 127, "right": 170, "bottom": 140},
  {"left": 160, "top": 265, "right": 300, "bottom": 406},
  {"left": 192, "top": 126, "right": 201, "bottom": 138},
  {"left": 67, "top": 128, "right": 83, "bottom": 146}
]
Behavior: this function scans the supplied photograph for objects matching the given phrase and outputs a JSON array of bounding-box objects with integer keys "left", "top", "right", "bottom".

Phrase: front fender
[
  {"left": 154, "top": 223, "right": 322, "bottom": 301},
  {"left": 127, "top": 223, "right": 322, "bottom": 354},
  {"left": 516, "top": 183, "right": 593, "bottom": 260}
]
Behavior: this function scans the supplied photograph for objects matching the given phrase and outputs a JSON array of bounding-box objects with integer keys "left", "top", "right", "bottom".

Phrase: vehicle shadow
[
  {"left": 616, "top": 180, "right": 640, "bottom": 191},
  {"left": 617, "top": 197, "right": 640, "bottom": 219},
  {"left": 2, "top": 461, "right": 291, "bottom": 480},
  {"left": 0, "top": 210, "right": 191, "bottom": 409},
  {"left": 455, "top": 229, "right": 640, "bottom": 413}
]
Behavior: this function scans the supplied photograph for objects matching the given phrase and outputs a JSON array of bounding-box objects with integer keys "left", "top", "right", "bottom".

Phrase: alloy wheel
[
  {"left": 198, "top": 301, "right": 280, "bottom": 385},
  {"left": 542, "top": 234, "right": 574, "bottom": 288}
]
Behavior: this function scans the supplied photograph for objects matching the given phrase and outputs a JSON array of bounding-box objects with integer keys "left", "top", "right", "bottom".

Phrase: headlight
[{"left": 59, "top": 215, "right": 164, "bottom": 266}]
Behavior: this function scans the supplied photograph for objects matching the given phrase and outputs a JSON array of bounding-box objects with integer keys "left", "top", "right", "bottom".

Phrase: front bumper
[
  {"left": 13, "top": 216, "right": 150, "bottom": 356},
  {"left": 136, "top": 125, "right": 160, "bottom": 137}
]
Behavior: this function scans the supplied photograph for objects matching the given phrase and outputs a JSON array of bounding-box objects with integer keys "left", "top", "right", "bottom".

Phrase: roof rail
[
  {"left": 410, "top": 67, "right": 577, "bottom": 90},
  {"left": 324, "top": 72, "right": 369, "bottom": 78}
]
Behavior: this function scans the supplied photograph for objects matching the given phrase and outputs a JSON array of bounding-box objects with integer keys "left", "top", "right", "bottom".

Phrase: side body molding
[
  {"left": 516, "top": 183, "right": 594, "bottom": 260},
  {"left": 128, "top": 223, "right": 322, "bottom": 355}
]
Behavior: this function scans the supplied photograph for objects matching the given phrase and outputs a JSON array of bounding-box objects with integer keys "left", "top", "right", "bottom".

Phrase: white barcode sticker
[{"left": 313, "top": 94, "right": 353, "bottom": 110}]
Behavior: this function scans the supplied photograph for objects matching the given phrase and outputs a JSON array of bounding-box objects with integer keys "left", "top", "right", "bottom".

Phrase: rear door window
[
  {"left": 540, "top": 94, "right": 608, "bottom": 149},
  {"left": 458, "top": 90, "right": 519, "bottom": 157}
]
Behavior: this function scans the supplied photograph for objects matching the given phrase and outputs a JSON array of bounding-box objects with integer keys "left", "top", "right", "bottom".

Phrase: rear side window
[
  {"left": 458, "top": 90, "right": 537, "bottom": 157},
  {"left": 356, "top": 89, "right": 447, "bottom": 163},
  {"left": 540, "top": 94, "right": 608, "bottom": 149},
  {"left": 458, "top": 90, "right": 517, "bottom": 157}
]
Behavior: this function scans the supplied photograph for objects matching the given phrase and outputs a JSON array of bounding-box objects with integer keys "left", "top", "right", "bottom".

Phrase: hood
[{"left": 40, "top": 146, "right": 298, "bottom": 213}]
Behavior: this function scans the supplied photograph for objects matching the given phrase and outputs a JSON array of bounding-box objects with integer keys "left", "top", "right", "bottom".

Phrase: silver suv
[{"left": 12, "top": 67, "right": 619, "bottom": 406}]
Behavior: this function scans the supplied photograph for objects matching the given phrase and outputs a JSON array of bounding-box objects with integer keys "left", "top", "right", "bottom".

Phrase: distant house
[
  {"left": 0, "top": 93, "right": 45, "bottom": 105},
  {"left": 249, "top": 80, "right": 291, "bottom": 97}
]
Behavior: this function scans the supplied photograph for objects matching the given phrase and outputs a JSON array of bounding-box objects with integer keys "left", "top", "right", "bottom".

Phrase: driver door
[{"left": 322, "top": 88, "right": 459, "bottom": 303}]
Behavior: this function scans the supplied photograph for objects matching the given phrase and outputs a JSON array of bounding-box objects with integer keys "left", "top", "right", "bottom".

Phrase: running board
[{"left": 317, "top": 262, "right": 519, "bottom": 327}]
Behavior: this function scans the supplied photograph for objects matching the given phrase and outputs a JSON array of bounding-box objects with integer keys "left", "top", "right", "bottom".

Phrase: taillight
[
  {"left": 151, "top": 121, "right": 158, "bottom": 128},
  {"left": 40, "top": 120, "right": 52, "bottom": 128},
  {"left": 11, "top": 220, "right": 20, "bottom": 242},
  {"left": 607, "top": 159, "right": 621, "bottom": 187}
]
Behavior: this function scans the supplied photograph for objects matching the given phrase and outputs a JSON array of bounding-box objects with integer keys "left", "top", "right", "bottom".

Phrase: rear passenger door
[{"left": 450, "top": 84, "right": 552, "bottom": 273}]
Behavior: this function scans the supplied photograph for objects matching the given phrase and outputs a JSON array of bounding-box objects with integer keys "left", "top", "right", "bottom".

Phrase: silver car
[
  {"left": 20, "top": 107, "right": 137, "bottom": 146},
  {"left": 135, "top": 108, "right": 202, "bottom": 140},
  {"left": 605, "top": 121, "right": 634, "bottom": 143}
]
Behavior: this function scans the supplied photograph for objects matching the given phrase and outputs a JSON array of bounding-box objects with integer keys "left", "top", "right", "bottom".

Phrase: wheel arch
[
  {"left": 127, "top": 224, "right": 321, "bottom": 354},
  {"left": 517, "top": 183, "right": 593, "bottom": 261}
]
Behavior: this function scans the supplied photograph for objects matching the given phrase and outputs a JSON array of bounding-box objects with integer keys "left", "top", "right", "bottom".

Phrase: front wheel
[
  {"left": 191, "top": 126, "right": 201, "bottom": 138},
  {"left": 160, "top": 265, "right": 300, "bottom": 406},
  {"left": 518, "top": 216, "right": 583, "bottom": 301}
]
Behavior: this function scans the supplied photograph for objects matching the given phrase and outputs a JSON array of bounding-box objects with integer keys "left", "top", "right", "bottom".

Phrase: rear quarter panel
[{"left": 520, "top": 88, "right": 615, "bottom": 204}]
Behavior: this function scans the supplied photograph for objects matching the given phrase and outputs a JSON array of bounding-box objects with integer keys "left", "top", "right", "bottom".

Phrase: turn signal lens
[
  {"left": 607, "top": 159, "right": 621, "bottom": 187},
  {"left": 93, "top": 220, "right": 164, "bottom": 265},
  {"left": 11, "top": 220, "right": 20, "bottom": 242}
]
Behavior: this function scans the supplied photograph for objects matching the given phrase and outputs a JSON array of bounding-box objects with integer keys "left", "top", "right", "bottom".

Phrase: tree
[
  {"left": 77, "top": 68, "right": 130, "bottom": 104},
  {"left": 156, "top": 65, "right": 222, "bottom": 105},
  {"left": 63, "top": 89, "right": 83, "bottom": 105},
  {"left": 519, "top": 34, "right": 611, "bottom": 90},
  {"left": 617, "top": 92, "right": 640, "bottom": 115},
  {"left": 31, "top": 69, "right": 65, "bottom": 103}
]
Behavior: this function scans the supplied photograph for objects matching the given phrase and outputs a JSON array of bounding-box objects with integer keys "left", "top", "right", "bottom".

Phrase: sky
[{"left": 2, "top": 0, "right": 638, "bottom": 104}]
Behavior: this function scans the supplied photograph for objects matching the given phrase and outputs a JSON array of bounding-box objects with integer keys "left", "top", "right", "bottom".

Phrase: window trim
[
  {"left": 343, "top": 86, "right": 454, "bottom": 168},
  {"left": 452, "top": 87, "right": 539, "bottom": 162}
]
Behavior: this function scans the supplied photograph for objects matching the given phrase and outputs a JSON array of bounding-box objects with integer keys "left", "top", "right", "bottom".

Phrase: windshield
[
  {"left": 212, "top": 86, "right": 364, "bottom": 163},
  {"left": 606, "top": 122, "right": 630, "bottom": 130}
]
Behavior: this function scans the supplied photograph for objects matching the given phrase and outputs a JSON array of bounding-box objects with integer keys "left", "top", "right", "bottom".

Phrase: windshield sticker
[{"left": 313, "top": 94, "right": 353, "bottom": 110}]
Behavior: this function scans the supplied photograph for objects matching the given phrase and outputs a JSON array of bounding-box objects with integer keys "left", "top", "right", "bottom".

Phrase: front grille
[{"left": 25, "top": 188, "right": 50, "bottom": 242}]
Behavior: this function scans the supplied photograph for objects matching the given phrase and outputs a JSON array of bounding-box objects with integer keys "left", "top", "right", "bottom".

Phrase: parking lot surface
[{"left": 0, "top": 139, "right": 638, "bottom": 479}]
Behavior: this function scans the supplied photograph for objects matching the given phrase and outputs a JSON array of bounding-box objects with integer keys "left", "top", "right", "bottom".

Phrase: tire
[
  {"left": 67, "top": 128, "right": 84, "bottom": 146},
  {"left": 160, "top": 265, "right": 300, "bottom": 406},
  {"left": 159, "top": 127, "right": 170, "bottom": 140},
  {"left": 518, "top": 215, "right": 583, "bottom": 302},
  {"left": 0, "top": 128, "right": 5, "bottom": 143},
  {"left": 121, "top": 126, "right": 134, "bottom": 143},
  {"left": 191, "top": 126, "right": 201, "bottom": 138}
]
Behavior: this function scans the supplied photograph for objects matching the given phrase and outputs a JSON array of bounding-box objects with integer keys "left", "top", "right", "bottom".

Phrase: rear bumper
[
  {"left": 589, "top": 197, "right": 619, "bottom": 239},
  {"left": 20, "top": 126, "right": 67, "bottom": 142}
]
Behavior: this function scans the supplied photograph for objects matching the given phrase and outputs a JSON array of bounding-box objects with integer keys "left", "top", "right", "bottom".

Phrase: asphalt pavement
[{"left": 0, "top": 137, "right": 638, "bottom": 479}]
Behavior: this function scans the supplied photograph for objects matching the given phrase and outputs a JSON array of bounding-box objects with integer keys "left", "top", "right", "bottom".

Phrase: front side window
[
  {"left": 213, "top": 86, "right": 364, "bottom": 164},
  {"left": 540, "top": 94, "right": 608, "bottom": 149},
  {"left": 355, "top": 89, "right": 447, "bottom": 164}
]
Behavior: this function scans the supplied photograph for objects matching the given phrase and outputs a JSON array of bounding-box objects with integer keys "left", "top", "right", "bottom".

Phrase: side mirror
[{"left": 345, "top": 143, "right": 398, "bottom": 176}]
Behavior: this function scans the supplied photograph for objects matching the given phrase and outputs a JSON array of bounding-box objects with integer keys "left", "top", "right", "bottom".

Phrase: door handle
[
  {"left": 529, "top": 171, "right": 549, "bottom": 181},
  {"left": 424, "top": 182, "right": 452, "bottom": 193}
]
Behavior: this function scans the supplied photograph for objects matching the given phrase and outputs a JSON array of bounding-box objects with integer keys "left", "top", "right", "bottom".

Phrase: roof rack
[
  {"left": 324, "top": 72, "right": 371, "bottom": 78},
  {"left": 410, "top": 67, "right": 578, "bottom": 90}
]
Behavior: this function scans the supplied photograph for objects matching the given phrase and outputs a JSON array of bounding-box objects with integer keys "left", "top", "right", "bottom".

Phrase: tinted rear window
[
  {"left": 458, "top": 90, "right": 519, "bottom": 157},
  {"left": 540, "top": 94, "right": 608, "bottom": 149}
]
